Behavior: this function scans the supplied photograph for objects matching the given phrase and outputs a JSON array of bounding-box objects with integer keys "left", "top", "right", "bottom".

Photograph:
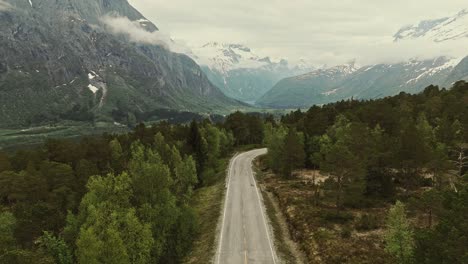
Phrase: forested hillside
[{"left": 261, "top": 81, "right": 468, "bottom": 263}]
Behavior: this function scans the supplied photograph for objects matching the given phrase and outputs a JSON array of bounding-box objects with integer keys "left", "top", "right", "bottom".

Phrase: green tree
[
  {"left": 280, "top": 128, "right": 305, "bottom": 178},
  {"left": 109, "top": 139, "right": 124, "bottom": 173},
  {"left": 75, "top": 172, "right": 154, "bottom": 264},
  {"left": 319, "top": 116, "right": 368, "bottom": 210},
  {"left": 128, "top": 142, "right": 177, "bottom": 261},
  {"left": 37, "top": 232, "right": 73, "bottom": 264},
  {"left": 0, "top": 211, "right": 16, "bottom": 254},
  {"left": 263, "top": 123, "right": 287, "bottom": 173},
  {"left": 385, "top": 201, "right": 414, "bottom": 264}
]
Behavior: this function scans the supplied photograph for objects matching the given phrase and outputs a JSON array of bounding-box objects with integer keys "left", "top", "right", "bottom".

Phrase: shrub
[
  {"left": 355, "top": 214, "right": 380, "bottom": 231},
  {"left": 341, "top": 225, "right": 352, "bottom": 238},
  {"left": 321, "top": 211, "right": 354, "bottom": 224}
]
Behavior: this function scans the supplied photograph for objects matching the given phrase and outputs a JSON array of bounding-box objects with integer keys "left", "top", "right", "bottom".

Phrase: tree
[
  {"left": 74, "top": 172, "right": 154, "bottom": 264},
  {"left": 37, "top": 232, "right": 73, "bottom": 264},
  {"left": 0, "top": 211, "right": 16, "bottom": 255},
  {"left": 187, "top": 121, "right": 208, "bottom": 185},
  {"left": 414, "top": 184, "right": 468, "bottom": 264},
  {"left": 385, "top": 201, "right": 414, "bottom": 264},
  {"left": 409, "top": 190, "right": 442, "bottom": 228},
  {"left": 280, "top": 128, "right": 305, "bottom": 178},
  {"left": 109, "top": 139, "right": 124, "bottom": 173},
  {"left": 174, "top": 156, "right": 198, "bottom": 204},
  {"left": 319, "top": 116, "right": 368, "bottom": 210},
  {"left": 128, "top": 142, "right": 178, "bottom": 262},
  {"left": 263, "top": 123, "right": 287, "bottom": 173}
]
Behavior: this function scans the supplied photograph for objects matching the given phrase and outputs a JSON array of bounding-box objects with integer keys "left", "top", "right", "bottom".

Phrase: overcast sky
[{"left": 129, "top": 0, "right": 468, "bottom": 66}]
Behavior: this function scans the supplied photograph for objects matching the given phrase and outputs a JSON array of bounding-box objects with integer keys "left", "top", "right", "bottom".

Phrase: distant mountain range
[
  {"left": 0, "top": 0, "right": 242, "bottom": 128},
  {"left": 189, "top": 42, "right": 314, "bottom": 103},
  {"left": 258, "top": 9, "right": 468, "bottom": 109},
  {"left": 257, "top": 56, "right": 468, "bottom": 108}
]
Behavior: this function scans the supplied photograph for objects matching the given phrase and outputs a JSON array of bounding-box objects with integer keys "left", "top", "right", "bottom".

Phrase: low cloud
[
  {"left": 0, "top": 0, "right": 13, "bottom": 11},
  {"left": 100, "top": 15, "right": 189, "bottom": 54},
  {"left": 129, "top": 0, "right": 468, "bottom": 67}
]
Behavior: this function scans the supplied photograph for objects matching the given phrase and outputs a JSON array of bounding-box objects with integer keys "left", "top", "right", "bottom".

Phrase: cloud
[
  {"left": 129, "top": 0, "right": 468, "bottom": 66},
  {"left": 100, "top": 15, "right": 190, "bottom": 54},
  {"left": 0, "top": 0, "right": 13, "bottom": 11}
]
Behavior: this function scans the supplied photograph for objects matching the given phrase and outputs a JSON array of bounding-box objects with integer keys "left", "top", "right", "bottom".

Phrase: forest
[
  {"left": 0, "top": 81, "right": 467, "bottom": 263},
  {"left": 0, "top": 117, "right": 263, "bottom": 264},
  {"left": 262, "top": 81, "right": 468, "bottom": 263}
]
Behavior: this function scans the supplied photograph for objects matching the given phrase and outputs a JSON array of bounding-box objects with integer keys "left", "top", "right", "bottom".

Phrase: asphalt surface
[{"left": 216, "top": 148, "right": 277, "bottom": 264}]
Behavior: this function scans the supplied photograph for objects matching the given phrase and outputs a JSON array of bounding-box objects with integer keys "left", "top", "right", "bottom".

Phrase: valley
[{"left": 0, "top": 1, "right": 467, "bottom": 264}]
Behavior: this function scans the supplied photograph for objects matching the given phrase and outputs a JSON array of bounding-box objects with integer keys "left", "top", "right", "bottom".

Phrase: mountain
[
  {"left": 257, "top": 57, "right": 468, "bottom": 108},
  {"left": 394, "top": 9, "right": 468, "bottom": 42},
  {"left": 0, "top": 0, "right": 242, "bottom": 128},
  {"left": 189, "top": 42, "right": 314, "bottom": 103},
  {"left": 256, "top": 63, "right": 357, "bottom": 108}
]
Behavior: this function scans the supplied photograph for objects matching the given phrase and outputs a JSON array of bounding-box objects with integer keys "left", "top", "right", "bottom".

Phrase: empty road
[{"left": 216, "top": 148, "right": 277, "bottom": 264}]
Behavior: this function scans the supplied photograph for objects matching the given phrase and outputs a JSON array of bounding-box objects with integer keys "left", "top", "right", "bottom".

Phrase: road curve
[{"left": 216, "top": 148, "right": 277, "bottom": 264}]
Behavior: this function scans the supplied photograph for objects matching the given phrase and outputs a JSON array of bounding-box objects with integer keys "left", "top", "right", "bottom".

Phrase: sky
[{"left": 128, "top": 0, "right": 468, "bottom": 66}]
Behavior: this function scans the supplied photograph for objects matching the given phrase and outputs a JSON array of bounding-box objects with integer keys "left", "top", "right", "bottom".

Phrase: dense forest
[
  {"left": 263, "top": 81, "right": 468, "bottom": 263},
  {"left": 0, "top": 116, "right": 264, "bottom": 264},
  {"left": 0, "top": 81, "right": 467, "bottom": 263}
]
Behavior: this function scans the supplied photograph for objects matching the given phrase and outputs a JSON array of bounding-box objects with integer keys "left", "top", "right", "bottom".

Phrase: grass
[
  {"left": 254, "top": 157, "right": 303, "bottom": 264},
  {"left": 184, "top": 158, "right": 229, "bottom": 264},
  {"left": 0, "top": 122, "right": 129, "bottom": 152},
  {"left": 257, "top": 160, "right": 393, "bottom": 264}
]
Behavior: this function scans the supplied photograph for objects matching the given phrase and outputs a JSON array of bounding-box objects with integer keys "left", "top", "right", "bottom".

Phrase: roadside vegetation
[
  {"left": 0, "top": 111, "right": 266, "bottom": 263},
  {"left": 261, "top": 81, "right": 468, "bottom": 263}
]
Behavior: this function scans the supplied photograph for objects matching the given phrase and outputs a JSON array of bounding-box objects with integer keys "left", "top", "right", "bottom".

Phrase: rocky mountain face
[
  {"left": 394, "top": 9, "right": 468, "bottom": 42},
  {"left": 0, "top": 0, "right": 240, "bottom": 128},
  {"left": 189, "top": 42, "right": 314, "bottom": 103},
  {"left": 257, "top": 57, "right": 468, "bottom": 108}
]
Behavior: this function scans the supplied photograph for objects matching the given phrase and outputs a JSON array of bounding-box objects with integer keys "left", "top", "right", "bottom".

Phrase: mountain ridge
[
  {"left": 0, "top": 0, "right": 242, "bottom": 128},
  {"left": 189, "top": 42, "right": 315, "bottom": 102},
  {"left": 257, "top": 56, "right": 468, "bottom": 108}
]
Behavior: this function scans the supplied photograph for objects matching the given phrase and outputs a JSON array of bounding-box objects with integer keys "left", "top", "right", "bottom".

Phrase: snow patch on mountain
[
  {"left": 394, "top": 9, "right": 468, "bottom": 42},
  {"left": 88, "top": 84, "right": 99, "bottom": 94},
  {"left": 297, "top": 63, "right": 357, "bottom": 80},
  {"left": 191, "top": 42, "right": 272, "bottom": 74}
]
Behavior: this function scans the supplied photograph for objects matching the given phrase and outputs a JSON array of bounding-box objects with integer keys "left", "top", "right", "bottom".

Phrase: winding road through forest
[{"left": 215, "top": 148, "right": 278, "bottom": 264}]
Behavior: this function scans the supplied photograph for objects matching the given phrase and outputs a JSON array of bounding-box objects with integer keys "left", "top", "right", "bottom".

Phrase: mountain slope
[
  {"left": 256, "top": 64, "right": 357, "bottom": 108},
  {"left": 394, "top": 9, "right": 468, "bottom": 42},
  {"left": 257, "top": 57, "right": 468, "bottom": 108},
  {"left": 0, "top": 0, "right": 241, "bottom": 127},
  {"left": 190, "top": 42, "right": 314, "bottom": 103}
]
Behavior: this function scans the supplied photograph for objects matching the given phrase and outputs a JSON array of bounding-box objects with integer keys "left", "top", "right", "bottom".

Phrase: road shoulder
[{"left": 254, "top": 156, "right": 307, "bottom": 264}]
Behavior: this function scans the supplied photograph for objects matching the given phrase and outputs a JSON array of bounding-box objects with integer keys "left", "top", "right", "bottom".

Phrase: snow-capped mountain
[
  {"left": 257, "top": 56, "right": 468, "bottom": 108},
  {"left": 256, "top": 62, "right": 358, "bottom": 108},
  {"left": 189, "top": 42, "right": 315, "bottom": 103},
  {"left": 394, "top": 9, "right": 468, "bottom": 42}
]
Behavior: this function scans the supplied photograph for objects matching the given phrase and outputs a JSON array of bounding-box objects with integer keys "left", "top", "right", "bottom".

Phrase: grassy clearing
[
  {"left": 184, "top": 158, "right": 228, "bottom": 264},
  {"left": 0, "top": 122, "right": 129, "bottom": 152}
]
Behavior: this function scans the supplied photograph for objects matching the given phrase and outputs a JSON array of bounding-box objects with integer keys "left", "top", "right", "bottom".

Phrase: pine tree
[
  {"left": 385, "top": 201, "right": 414, "bottom": 264},
  {"left": 281, "top": 128, "right": 305, "bottom": 178}
]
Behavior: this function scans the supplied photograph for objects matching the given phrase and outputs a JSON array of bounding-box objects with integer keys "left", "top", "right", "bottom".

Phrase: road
[{"left": 216, "top": 148, "right": 277, "bottom": 264}]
